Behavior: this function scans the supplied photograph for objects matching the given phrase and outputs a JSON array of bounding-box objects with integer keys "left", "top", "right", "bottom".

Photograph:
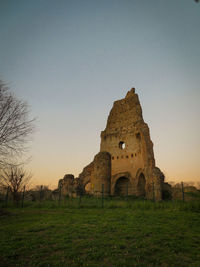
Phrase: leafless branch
[{"left": 0, "top": 81, "right": 35, "bottom": 167}]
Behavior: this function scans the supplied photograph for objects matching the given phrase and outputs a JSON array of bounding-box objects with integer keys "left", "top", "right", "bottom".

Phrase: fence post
[
  {"left": 152, "top": 182, "right": 155, "bottom": 202},
  {"left": 5, "top": 186, "right": 9, "bottom": 207},
  {"left": 40, "top": 185, "right": 43, "bottom": 202},
  {"left": 102, "top": 184, "right": 104, "bottom": 208},
  {"left": 58, "top": 185, "right": 62, "bottom": 206},
  {"left": 21, "top": 185, "right": 25, "bottom": 208},
  {"left": 126, "top": 182, "right": 128, "bottom": 201},
  {"left": 181, "top": 182, "right": 185, "bottom": 202},
  {"left": 78, "top": 194, "right": 81, "bottom": 208}
]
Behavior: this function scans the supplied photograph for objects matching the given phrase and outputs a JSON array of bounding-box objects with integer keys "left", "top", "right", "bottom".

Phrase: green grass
[
  {"left": 0, "top": 200, "right": 200, "bottom": 266},
  {"left": 3, "top": 194, "right": 200, "bottom": 211}
]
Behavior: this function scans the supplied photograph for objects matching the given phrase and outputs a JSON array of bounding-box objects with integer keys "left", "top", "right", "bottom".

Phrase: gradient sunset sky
[{"left": 0, "top": 0, "right": 199, "bottom": 188}]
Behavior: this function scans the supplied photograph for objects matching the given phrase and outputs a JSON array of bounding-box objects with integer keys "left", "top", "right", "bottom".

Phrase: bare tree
[
  {"left": 0, "top": 164, "right": 32, "bottom": 204},
  {"left": 0, "top": 80, "right": 35, "bottom": 167}
]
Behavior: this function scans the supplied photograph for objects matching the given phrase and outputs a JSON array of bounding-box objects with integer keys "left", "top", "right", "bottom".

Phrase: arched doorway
[
  {"left": 114, "top": 177, "right": 131, "bottom": 196},
  {"left": 137, "top": 173, "right": 146, "bottom": 196},
  {"left": 85, "top": 182, "right": 92, "bottom": 194}
]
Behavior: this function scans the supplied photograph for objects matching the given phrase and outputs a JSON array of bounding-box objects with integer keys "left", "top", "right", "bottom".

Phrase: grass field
[{"left": 0, "top": 200, "right": 200, "bottom": 266}]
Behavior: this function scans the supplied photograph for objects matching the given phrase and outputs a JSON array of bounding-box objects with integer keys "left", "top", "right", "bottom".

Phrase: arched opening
[
  {"left": 114, "top": 177, "right": 131, "bottom": 196},
  {"left": 137, "top": 173, "right": 146, "bottom": 197},
  {"left": 136, "top": 132, "right": 141, "bottom": 141},
  {"left": 85, "top": 182, "right": 92, "bottom": 194}
]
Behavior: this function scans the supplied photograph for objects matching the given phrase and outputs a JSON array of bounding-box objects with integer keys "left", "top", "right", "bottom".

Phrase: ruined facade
[{"left": 59, "top": 88, "right": 165, "bottom": 201}]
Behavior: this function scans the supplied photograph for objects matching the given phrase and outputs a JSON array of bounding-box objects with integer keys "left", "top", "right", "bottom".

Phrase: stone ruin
[{"left": 58, "top": 88, "right": 167, "bottom": 201}]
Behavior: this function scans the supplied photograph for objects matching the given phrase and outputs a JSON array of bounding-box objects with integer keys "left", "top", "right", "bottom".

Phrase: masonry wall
[
  {"left": 100, "top": 88, "right": 158, "bottom": 196},
  {"left": 60, "top": 88, "right": 164, "bottom": 201}
]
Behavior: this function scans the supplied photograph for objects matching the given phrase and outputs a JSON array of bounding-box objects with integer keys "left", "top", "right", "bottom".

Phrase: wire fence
[{"left": 0, "top": 182, "right": 193, "bottom": 210}]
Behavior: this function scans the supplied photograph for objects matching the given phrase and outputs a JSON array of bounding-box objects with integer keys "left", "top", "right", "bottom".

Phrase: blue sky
[{"left": 0, "top": 0, "right": 199, "bottom": 188}]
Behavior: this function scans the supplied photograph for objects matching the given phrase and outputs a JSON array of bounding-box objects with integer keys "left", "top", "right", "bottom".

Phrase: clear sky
[{"left": 0, "top": 0, "right": 199, "bottom": 188}]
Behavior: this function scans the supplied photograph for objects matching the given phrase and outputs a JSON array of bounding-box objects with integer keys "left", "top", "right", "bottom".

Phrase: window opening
[{"left": 119, "top": 141, "right": 126, "bottom": 150}]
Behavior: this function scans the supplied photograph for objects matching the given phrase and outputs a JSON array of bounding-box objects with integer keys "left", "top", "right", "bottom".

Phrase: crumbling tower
[
  {"left": 59, "top": 88, "right": 164, "bottom": 201},
  {"left": 100, "top": 88, "right": 163, "bottom": 199}
]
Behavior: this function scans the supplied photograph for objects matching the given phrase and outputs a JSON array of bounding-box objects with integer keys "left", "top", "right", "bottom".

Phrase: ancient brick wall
[
  {"left": 59, "top": 88, "right": 164, "bottom": 201},
  {"left": 93, "top": 152, "right": 111, "bottom": 196},
  {"left": 100, "top": 88, "right": 163, "bottom": 199}
]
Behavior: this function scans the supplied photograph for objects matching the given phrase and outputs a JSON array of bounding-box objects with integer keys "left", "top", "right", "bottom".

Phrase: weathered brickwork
[{"left": 59, "top": 88, "right": 165, "bottom": 201}]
